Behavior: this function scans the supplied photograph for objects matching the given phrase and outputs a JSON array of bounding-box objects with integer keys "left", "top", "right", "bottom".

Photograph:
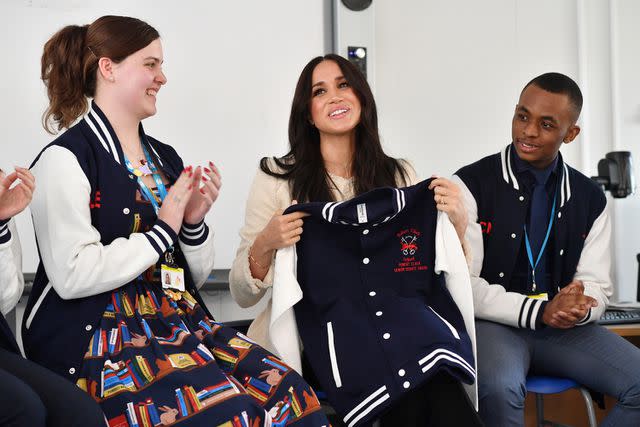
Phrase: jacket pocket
[
  {"left": 25, "top": 282, "right": 52, "bottom": 329},
  {"left": 326, "top": 321, "right": 343, "bottom": 388},
  {"left": 429, "top": 306, "right": 460, "bottom": 339}
]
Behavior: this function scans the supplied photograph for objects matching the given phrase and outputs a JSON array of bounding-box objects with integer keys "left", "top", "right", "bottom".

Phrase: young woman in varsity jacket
[
  {"left": 22, "top": 16, "right": 328, "bottom": 427},
  {"left": 0, "top": 168, "right": 105, "bottom": 426},
  {"left": 453, "top": 73, "right": 640, "bottom": 426},
  {"left": 230, "top": 54, "right": 482, "bottom": 426}
]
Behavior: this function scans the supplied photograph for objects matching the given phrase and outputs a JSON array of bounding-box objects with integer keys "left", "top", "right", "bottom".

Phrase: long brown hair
[
  {"left": 41, "top": 15, "right": 159, "bottom": 133},
  {"left": 260, "top": 54, "right": 408, "bottom": 202}
]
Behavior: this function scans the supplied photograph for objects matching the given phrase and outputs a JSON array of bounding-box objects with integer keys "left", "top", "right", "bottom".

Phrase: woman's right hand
[
  {"left": 249, "top": 202, "right": 308, "bottom": 275},
  {"left": 157, "top": 167, "right": 196, "bottom": 234},
  {"left": 0, "top": 167, "right": 35, "bottom": 220},
  {"left": 257, "top": 209, "right": 308, "bottom": 251}
]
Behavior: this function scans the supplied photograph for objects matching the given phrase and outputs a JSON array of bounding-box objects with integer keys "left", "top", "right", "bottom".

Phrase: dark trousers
[
  {"left": 378, "top": 370, "right": 484, "bottom": 427},
  {"left": 0, "top": 347, "right": 105, "bottom": 427}
]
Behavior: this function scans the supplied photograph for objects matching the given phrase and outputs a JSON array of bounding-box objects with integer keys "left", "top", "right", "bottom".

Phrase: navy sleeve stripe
[
  {"left": 180, "top": 221, "right": 209, "bottom": 246},
  {"left": 144, "top": 220, "right": 178, "bottom": 256},
  {"left": 0, "top": 221, "right": 10, "bottom": 244},
  {"left": 518, "top": 298, "right": 543, "bottom": 330},
  {"left": 517, "top": 299, "right": 529, "bottom": 328}
]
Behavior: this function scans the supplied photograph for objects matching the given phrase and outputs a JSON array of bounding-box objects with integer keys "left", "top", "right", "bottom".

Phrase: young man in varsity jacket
[{"left": 452, "top": 72, "right": 640, "bottom": 426}]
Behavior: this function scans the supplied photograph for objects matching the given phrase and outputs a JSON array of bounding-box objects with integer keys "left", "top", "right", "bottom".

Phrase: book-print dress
[{"left": 75, "top": 188, "right": 329, "bottom": 427}]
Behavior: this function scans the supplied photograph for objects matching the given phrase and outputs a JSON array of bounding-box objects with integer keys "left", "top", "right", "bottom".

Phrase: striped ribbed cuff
[
  {"left": 179, "top": 220, "right": 209, "bottom": 246},
  {"left": 576, "top": 307, "right": 592, "bottom": 325},
  {"left": 518, "top": 298, "right": 546, "bottom": 330},
  {"left": 144, "top": 220, "right": 178, "bottom": 256},
  {"left": 0, "top": 219, "right": 11, "bottom": 244}
]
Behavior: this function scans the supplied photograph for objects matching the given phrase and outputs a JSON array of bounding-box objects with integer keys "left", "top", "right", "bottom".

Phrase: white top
[{"left": 0, "top": 220, "right": 23, "bottom": 316}]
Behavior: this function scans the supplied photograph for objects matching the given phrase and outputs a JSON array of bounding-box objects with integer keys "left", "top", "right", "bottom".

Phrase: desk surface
[{"left": 604, "top": 323, "right": 640, "bottom": 337}]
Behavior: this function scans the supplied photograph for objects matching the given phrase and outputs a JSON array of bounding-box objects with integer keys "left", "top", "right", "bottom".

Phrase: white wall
[
  {"left": 374, "top": 0, "right": 580, "bottom": 176},
  {"left": 0, "top": 0, "right": 325, "bottom": 272},
  {"left": 610, "top": 0, "right": 640, "bottom": 301}
]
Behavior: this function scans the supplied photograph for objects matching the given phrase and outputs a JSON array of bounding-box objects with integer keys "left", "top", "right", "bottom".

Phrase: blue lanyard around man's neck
[
  {"left": 124, "top": 143, "right": 168, "bottom": 214},
  {"left": 523, "top": 188, "right": 557, "bottom": 293}
]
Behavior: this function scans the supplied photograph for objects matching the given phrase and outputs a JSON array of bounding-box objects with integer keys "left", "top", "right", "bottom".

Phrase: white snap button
[
  {"left": 398, "top": 369, "right": 406, "bottom": 377},
  {"left": 69, "top": 367, "right": 76, "bottom": 375},
  {"left": 499, "top": 272, "right": 504, "bottom": 278},
  {"left": 559, "top": 249, "right": 564, "bottom": 256},
  {"left": 383, "top": 333, "right": 391, "bottom": 340},
  {"left": 369, "top": 291, "right": 376, "bottom": 297},
  {"left": 129, "top": 174, "right": 135, "bottom": 179},
  {"left": 363, "top": 258, "right": 370, "bottom": 264},
  {"left": 123, "top": 208, "right": 130, "bottom": 214},
  {"left": 519, "top": 196, "right": 524, "bottom": 201},
  {"left": 558, "top": 212, "right": 562, "bottom": 219},
  {"left": 511, "top": 233, "right": 516, "bottom": 239},
  {"left": 403, "top": 381, "right": 410, "bottom": 389},
  {"left": 376, "top": 311, "right": 383, "bottom": 317},
  {"left": 85, "top": 324, "right": 92, "bottom": 331},
  {"left": 363, "top": 229, "right": 369, "bottom": 235}
]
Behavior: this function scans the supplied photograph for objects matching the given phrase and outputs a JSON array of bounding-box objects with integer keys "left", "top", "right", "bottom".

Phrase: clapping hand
[
  {"left": 0, "top": 167, "right": 35, "bottom": 220},
  {"left": 183, "top": 162, "right": 222, "bottom": 225}
]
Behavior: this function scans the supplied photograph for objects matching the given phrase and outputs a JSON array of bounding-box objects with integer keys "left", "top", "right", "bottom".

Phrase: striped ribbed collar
[
  {"left": 500, "top": 144, "right": 572, "bottom": 207},
  {"left": 82, "top": 100, "right": 164, "bottom": 169},
  {"left": 321, "top": 186, "right": 407, "bottom": 227}
]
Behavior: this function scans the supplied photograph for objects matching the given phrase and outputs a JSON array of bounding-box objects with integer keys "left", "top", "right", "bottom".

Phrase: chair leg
[
  {"left": 577, "top": 387, "right": 597, "bottom": 427},
  {"left": 536, "top": 393, "right": 545, "bottom": 427}
]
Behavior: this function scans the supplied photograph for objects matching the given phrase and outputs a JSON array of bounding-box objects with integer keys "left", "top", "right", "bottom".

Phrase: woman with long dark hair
[
  {"left": 230, "top": 54, "right": 480, "bottom": 426},
  {"left": 23, "top": 15, "right": 328, "bottom": 426},
  {"left": 231, "top": 54, "right": 468, "bottom": 350}
]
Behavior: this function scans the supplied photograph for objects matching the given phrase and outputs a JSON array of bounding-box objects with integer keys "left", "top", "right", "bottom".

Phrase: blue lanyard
[
  {"left": 124, "top": 143, "right": 168, "bottom": 214},
  {"left": 523, "top": 188, "right": 557, "bottom": 292}
]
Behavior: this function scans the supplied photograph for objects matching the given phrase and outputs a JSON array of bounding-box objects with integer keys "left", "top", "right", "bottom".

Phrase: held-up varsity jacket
[{"left": 269, "top": 179, "right": 477, "bottom": 427}]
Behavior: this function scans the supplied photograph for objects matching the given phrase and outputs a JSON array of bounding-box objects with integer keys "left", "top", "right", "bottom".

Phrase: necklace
[{"left": 130, "top": 158, "right": 153, "bottom": 177}]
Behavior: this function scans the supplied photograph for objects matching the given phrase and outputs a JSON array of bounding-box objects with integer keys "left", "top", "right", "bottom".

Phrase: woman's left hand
[
  {"left": 183, "top": 161, "right": 222, "bottom": 225},
  {"left": 428, "top": 177, "right": 468, "bottom": 241}
]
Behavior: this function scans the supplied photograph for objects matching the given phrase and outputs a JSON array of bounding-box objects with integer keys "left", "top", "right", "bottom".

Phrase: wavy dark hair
[
  {"left": 41, "top": 15, "right": 159, "bottom": 133},
  {"left": 260, "top": 54, "right": 409, "bottom": 202}
]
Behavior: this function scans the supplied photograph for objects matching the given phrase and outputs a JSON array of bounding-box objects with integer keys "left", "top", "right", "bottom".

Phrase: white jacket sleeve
[
  {"left": 434, "top": 211, "right": 478, "bottom": 408},
  {"left": 452, "top": 174, "right": 546, "bottom": 330},
  {"left": 573, "top": 205, "right": 612, "bottom": 324},
  {"left": 31, "top": 146, "right": 178, "bottom": 300},
  {"left": 0, "top": 219, "right": 24, "bottom": 315}
]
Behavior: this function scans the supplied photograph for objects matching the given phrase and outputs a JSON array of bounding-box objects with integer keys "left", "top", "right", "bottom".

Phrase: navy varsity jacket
[
  {"left": 280, "top": 180, "right": 476, "bottom": 427},
  {"left": 453, "top": 144, "right": 612, "bottom": 329},
  {"left": 22, "top": 102, "right": 215, "bottom": 381}
]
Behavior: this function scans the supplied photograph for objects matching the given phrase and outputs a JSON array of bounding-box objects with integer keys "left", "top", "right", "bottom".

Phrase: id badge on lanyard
[{"left": 161, "top": 247, "right": 185, "bottom": 292}]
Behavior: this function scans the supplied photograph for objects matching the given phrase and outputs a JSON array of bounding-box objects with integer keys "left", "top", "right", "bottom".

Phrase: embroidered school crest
[
  {"left": 398, "top": 229, "right": 420, "bottom": 255},
  {"left": 394, "top": 229, "right": 428, "bottom": 273}
]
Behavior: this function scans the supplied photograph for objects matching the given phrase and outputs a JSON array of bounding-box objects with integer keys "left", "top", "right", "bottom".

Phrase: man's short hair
[{"left": 523, "top": 72, "right": 583, "bottom": 120}]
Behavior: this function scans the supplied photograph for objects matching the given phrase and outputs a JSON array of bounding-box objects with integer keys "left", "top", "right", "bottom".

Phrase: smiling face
[
  {"left": 309, "top": 60, "right": 362, "bottom": 140},
  {"left": 111, "top": 38, "right": 167, "bottom": 120},
  {"left": 512, "top": 84, "right": 580, "bottom": 169}
]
